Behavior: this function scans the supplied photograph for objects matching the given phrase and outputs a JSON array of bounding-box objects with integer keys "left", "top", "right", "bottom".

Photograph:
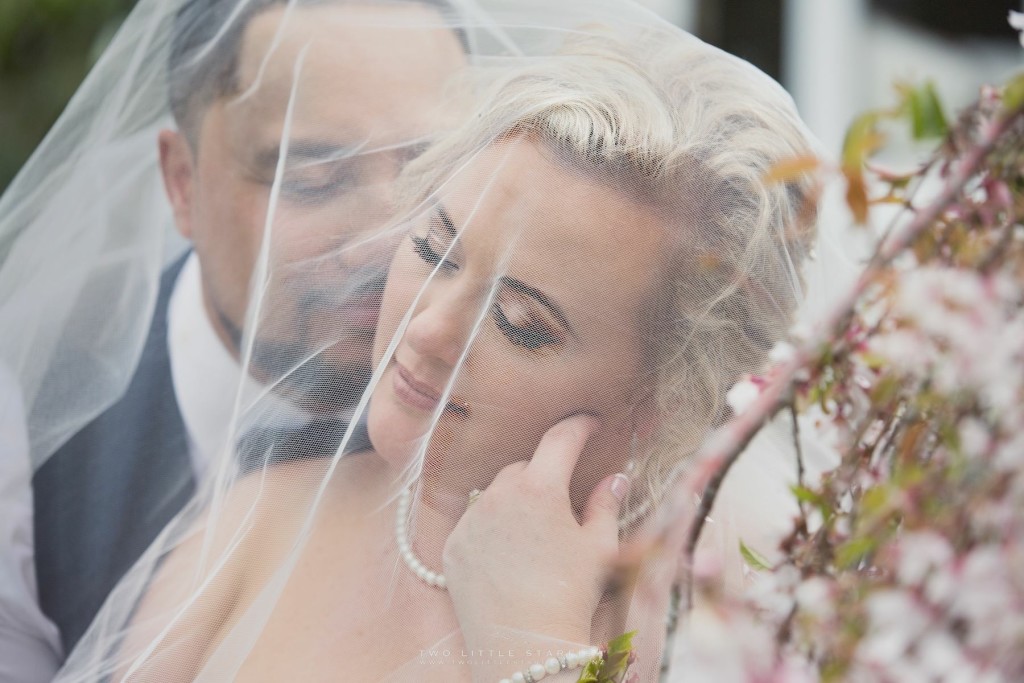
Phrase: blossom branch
[{"left": 658, "top": 102, "right": 1024, "bottom": 624}]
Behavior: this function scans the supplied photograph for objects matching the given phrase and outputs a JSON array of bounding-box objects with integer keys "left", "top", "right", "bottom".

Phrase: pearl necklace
[
  {"left": 395, "top": 487, "right": 447, "bottom": 589},
  {"left": 396, "top": 488, "right": 608, "bottom": 683},
  {"left": 396, "top": 483, "right": 649, "bottom": 591}
]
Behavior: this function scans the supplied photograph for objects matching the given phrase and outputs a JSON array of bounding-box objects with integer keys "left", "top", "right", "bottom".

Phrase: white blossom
[
  {"left": 667, "top": 607, "right": 779, "bottom": 683},
  {"left": 794, "top": 576, "right": 834, "bottom": 621},
  {"left": 897, "top": 531, "right": 953, "bottom": 586},
  {"left": 950, "top": 546, "right": 1024, "bottom": 652},
  {"left": 995, "top": 430, "right": 1024, "bottom": 471},
  {"left": 746, "top": 564, "right": 799, "bottom": 622},
  {"left": 725, "top": 377, "right": 760, "bottom": 415},
  {"left": 1010, "top": 10, "right": 1024, "bottom": 48},
  {"left": 925, "top": 563, "right": 958, "bottom": 606},
  {"left": 958, "top": 417, "right": 991, "bottom": 459},
  {"left": 877, "top": 267, "right": 1024, "bottom": 417},
  {"left": 917, "top": 631, "right": 970, "bottom": 680},
  {"left": 867, "top": 328, "right": 934, "bottom": 378},
  {"left": 769, "top": 340, "right": 797, "bottom": 365},
  {"left": 858, "top": 591, "right": 930, "bottom": 664}
]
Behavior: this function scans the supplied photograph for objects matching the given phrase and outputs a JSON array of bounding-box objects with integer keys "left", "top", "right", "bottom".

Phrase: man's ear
[{"left": 158, "top": 129, "right": 197, "bottom": 240}]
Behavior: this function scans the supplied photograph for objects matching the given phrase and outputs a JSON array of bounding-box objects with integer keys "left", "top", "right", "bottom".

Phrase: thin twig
[
  {"left": 978, "top": 216, "right": 1017, "bottom": 273},
  {"left": 681, "top": 398, "right": 788, "bottom": 610},
  {"left": 790, "top": 400, "right": 810, "bottom": 537}
]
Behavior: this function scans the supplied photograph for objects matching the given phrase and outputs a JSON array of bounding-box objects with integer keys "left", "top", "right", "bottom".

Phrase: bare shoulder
[
  {"left": 239, "top": 448, "right": 390, "bottom": 548},
  {"left": 115, "top": 450, "right": 387, "bottom": 679}
]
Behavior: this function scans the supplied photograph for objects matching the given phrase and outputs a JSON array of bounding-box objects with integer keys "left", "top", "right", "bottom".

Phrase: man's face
[{"left": 160, "top": 3, "right": 466, "bottom": 414}]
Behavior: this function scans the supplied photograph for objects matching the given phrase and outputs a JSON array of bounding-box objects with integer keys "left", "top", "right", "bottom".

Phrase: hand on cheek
[{"left": 443, "top": 414, "right": 631, "bottom": 648}]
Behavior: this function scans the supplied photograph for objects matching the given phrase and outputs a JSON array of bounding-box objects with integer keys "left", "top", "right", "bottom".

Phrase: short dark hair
[{"left": 167, "top": 0, "right": 464, "bottom": 147}]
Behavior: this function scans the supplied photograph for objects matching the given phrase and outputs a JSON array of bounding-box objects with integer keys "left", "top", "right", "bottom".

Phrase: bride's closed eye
[
  {"left": 410, "top": 233, "right": 457, "bottom": 273},
  {"left": 410, "top": 207, "right": 459, "bottom": 272},
  {"left": 492, "top": 291, "right": 561, "bottom": 350},
  {"left": 408, "top": 210, "right": 565, "bottom": 351}
]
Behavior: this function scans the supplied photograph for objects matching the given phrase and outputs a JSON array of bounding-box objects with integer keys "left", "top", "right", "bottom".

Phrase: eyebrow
[
  {"left": 252, "top": 139, "right": 364, "bottom": 171},
  {"left": 433, "top": 201, "right": 576, "bottom": 338},
  {"left": 255, "top": 138, "right": 433, "bottom": 172}
]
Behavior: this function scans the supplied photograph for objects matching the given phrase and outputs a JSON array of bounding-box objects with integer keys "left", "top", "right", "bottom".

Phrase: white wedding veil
[{"left": 0, "top": 1, "right": 830, "bottom": 680}]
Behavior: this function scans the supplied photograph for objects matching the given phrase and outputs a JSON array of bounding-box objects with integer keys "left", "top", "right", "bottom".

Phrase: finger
[
  {"left": 526, "top": 414, "right": 600, "bottom": 490},
  {"left": 583, "top": 472, "right": 630, "bottom": 536}
]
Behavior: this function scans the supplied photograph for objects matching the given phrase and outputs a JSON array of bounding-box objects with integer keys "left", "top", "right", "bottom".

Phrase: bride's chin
[{"left": 366, "top": 395, "right": 429, "bottom": 471}]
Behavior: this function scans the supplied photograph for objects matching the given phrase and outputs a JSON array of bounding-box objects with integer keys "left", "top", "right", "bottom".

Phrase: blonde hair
[{"left": 399, "top": 27, "right": 817, "bottom": 504}]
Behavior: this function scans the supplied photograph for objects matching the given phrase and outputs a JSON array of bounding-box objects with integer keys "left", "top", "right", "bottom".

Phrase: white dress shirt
[
  {"left": 168, "top": 253, "right": 254, "bottom": 478},
  {"left": 0, "top": 253, "right": 239, "bottom": 682},
  {"left": 167, "top": 255, "right": 313, "bottom": 477}
]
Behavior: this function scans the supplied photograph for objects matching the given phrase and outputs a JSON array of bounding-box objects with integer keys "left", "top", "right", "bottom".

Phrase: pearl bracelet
[{"left": 498, "top": 646, "right": 603, "bottom": 683}]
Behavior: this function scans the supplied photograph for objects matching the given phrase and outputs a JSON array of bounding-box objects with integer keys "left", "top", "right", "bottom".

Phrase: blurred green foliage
[{"left": 0, "top": 0, "right": 135, "bottom": 192}]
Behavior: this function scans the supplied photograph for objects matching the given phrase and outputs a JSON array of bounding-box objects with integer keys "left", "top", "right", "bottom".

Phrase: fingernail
[{"left": 611, "top": 473, "right": 631, "bottom": 501}]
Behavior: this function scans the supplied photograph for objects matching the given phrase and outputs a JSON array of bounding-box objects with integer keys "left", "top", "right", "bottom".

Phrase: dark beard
[
  {"left": 214, "top": 310, "right": 375, "bottom": 416},
  {"left": 212, "top": 262, "right": 388, "bottom": 417},
  {"left": 248, "top": 338, "right": 374, "bottom": 416}
]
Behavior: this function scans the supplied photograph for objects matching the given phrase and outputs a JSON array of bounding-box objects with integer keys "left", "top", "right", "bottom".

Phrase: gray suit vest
[{"left": 32, "top": 256, "right": 195, "bottom": 656}]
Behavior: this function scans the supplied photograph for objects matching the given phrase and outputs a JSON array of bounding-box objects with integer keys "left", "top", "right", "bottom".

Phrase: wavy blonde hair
[{"left": 397, "top": 26, "right": 817, "bottom": 506}]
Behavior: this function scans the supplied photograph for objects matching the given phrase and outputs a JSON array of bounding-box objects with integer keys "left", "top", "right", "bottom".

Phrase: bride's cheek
[{"left": 375, "top": 274, "right": 422, "bottom": 353}]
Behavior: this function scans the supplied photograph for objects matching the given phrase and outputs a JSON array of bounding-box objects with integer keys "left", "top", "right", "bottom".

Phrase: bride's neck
[{"left": 397, "top": 468, "right": 472, "bottom": 574}]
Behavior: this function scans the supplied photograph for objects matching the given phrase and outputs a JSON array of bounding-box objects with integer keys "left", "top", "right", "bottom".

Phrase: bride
[{"left": 53, "top": 3, "right": 818, "bottom": 682}]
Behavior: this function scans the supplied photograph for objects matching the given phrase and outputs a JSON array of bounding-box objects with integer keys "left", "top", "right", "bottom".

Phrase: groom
[{"left": 6, "top": 0, "right": 466, "bottom": 678}]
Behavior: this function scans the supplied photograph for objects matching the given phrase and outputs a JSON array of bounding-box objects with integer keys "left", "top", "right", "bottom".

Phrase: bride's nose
[{"left": 403, "top": 280, "right": 478, "bottom": 369}]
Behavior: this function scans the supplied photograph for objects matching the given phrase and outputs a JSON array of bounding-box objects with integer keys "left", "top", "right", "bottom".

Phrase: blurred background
[{"left": 1, "top": 0, "right": 1021, "bottom": 192}]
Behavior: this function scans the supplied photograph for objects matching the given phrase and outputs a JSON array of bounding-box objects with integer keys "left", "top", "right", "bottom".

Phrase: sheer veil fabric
[{"left": 0, "top": 0, "right": 831, "bottom": 680}]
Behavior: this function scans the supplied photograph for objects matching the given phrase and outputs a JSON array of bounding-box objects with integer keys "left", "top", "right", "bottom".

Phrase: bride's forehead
[{"left": 444, "top": 141, "right": 666, "bottom": 252}]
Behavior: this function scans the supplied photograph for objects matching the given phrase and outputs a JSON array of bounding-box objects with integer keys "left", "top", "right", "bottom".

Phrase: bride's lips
[
  {"left": 391, "top": 362, "right": 469, "bottom": 416},
  {"left": 393, "top": 362, "right": 443, "bottom": 411}
]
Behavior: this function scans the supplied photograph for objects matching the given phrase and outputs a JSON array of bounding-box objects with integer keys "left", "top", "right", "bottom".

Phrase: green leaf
[
  {"left": 842, "top": 112, "right": 884, "bottom": 170},
  {"left": 1004, "top": 71, "right": 1024, "bottom": 113},
  {"left": 606, "top": 630, "right": 636, "bottom": 656},
  {"left": 577, "top": 659, "right": 601, "bottom": 683},
  {"left": 791, "top": 484, "right": 825, "bottom": 507},
  {"left": 869, "top": 374, "right": 902, "bottom": 404},
  {"left": 739, "top": 540, "right": 772, "bottom": 571},
  {"left": 598, "top": 630, "right": 636, "bottom": 682},
  {"left": 903, "top": 81, "right": 948, "bottom": 140},
  {"left": 791, "top": 484, "right": 833, "bottom": 523},
  {"left": 576, "top": 631, "right": 636, "bottom": 683},
  {"left": 860, "top": 486, "right": 889, "bottom": 516},
  {"left": 836, "top": 536, "right": 878, "bottom": 568}
]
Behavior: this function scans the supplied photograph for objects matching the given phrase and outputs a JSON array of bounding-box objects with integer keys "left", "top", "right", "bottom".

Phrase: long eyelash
[
  {"left": 492, "top": 304, "right": 556, "bottom": 350},
  {"left": 410, "top": 235, "right": 439, "bottom": 263},
  {"left": 410, "top": 234, "right": 457, "bottom": 272},
  {"left": 410, "top": 232, "right": 554, "bottom": 350}
]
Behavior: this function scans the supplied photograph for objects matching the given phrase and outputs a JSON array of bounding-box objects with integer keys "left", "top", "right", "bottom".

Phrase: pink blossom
[
  {"left": 746, "top": 565, "right": 799, "bottom": 623},
  {"left": 896, "top": 531, "right": 953, "bottom": 586},
  {"left": 856, "top": 590, "right": 931, "bottom": 670}
]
